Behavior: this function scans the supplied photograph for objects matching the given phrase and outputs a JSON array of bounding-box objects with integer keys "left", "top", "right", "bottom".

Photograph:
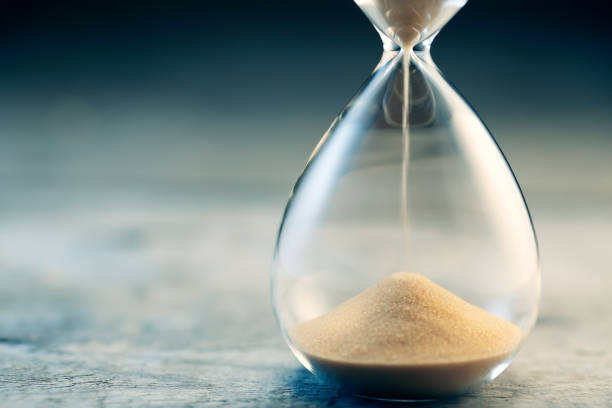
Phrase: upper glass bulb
[{"left": 355, "top": 0, "right": 468, "bottom": 48}]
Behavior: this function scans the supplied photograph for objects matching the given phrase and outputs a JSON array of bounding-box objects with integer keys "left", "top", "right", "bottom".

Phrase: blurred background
[
  {"left": 1, "top": 0, "right": 612, "bottom": 405},
  {"left": 2, "top": 0, "right": 611, "bottom": 210}
]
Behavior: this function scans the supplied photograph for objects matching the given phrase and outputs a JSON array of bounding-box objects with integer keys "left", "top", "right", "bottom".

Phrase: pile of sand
[{"left": 291, "top": 272, "right": 522, "bottom": 398}]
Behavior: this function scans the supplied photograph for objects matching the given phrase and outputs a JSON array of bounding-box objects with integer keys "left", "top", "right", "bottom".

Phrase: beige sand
[
  {"left": 360, "top": 0, "right": 445, "bottom": 48},
  {"left": 291, "top": 273, "right": 522, "bottom": 398}
]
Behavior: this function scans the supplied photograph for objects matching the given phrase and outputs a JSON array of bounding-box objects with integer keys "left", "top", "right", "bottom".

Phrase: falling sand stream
[{"left": 357, "top": 0, "right": 446, "bottom": 262}]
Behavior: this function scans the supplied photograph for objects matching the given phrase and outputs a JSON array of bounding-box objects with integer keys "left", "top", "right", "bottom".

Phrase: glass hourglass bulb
[{"left": 271, "top": 0, "right": 540, "bottom": 400}]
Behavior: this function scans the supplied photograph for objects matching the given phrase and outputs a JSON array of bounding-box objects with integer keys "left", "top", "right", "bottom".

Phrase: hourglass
[{"left": 271, "top": 0, "right": 540, "bottom": 400}]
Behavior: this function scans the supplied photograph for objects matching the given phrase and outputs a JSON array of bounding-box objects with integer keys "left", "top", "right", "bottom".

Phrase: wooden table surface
[{"left": 1, "top": 131, "right": 611, "bottom": 407}]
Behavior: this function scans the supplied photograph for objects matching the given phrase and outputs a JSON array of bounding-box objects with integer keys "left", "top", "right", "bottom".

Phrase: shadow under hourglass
[{"left": 282, "top": 367, "right": 482, "bottom": 407}]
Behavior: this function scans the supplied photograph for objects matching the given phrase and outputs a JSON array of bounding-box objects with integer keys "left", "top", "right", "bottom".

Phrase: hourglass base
[
  {"left": 303, "top": 352, "right": 514, "bottom": 400},
  {"left": 354, "top": 395, "right": 437, "bottom": 403}
]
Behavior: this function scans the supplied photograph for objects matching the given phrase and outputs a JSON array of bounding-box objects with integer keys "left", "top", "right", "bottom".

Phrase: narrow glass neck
[
  {"left": 374, "top": 31, "right": 437, "bottom": 72},
  {"left": 411, "top": 33, "right": 438, "bottom": 66},
  {"left": 377, "top": 28, "right": 438, "bottom": 57},
  {"left": 375, "top": 27, "right": 400, "bottom": 52}
]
